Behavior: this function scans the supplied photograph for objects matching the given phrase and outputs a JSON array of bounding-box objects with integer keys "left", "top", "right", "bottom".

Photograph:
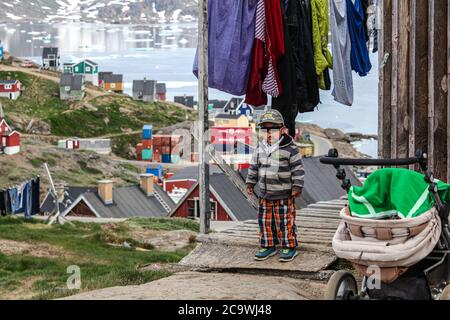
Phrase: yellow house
[{"left": 214, "top": 114, "right": 250, "bottom": 128}]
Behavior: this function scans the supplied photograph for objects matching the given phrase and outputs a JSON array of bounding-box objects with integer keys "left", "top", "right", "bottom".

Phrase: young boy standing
[{"left": 246, "top": 110, "right": 305, "bottom": 262}]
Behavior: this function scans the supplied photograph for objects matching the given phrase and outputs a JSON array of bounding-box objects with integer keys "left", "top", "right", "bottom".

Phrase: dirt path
[{"left": 61, "top": 271, "right": 326, "bottom": 300}]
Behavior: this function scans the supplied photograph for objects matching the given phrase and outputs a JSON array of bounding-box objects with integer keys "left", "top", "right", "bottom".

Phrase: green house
[{"left": 63, "top": 59, "right": 99, "bottom": 86}]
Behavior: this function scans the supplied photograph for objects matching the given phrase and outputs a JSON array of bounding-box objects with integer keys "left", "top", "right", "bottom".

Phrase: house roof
[
  {"left": 0, "top": 80, "right": 18, "bottom": 85},
  {"left": 41, "top": 184, "right": 175, "bottom": 219},
  {"left": 41, "top": 186, "right": 95, "bottom": 214},
  {"left": 0, "top": 119, "right": 11, "bottom": 132},
  {"left": 166, "top": 165, "right": 222, "bottom": 181},
  {"left": 84, "top": 59, "right": 98, "bottom": 66},
  {"left": 224, "top": 98, "right": 244, "bottom": 112},
  {"left": 60, "top": 74, "right": 84, "bottom": 91},
  {"left": 208, "top": 99, "right": 228, "bottom": 109},
  {"left": 215, "top": 114, "right": 244, "bottom": 120},
  {"left": 239, "top": 156, "right": 362, "bottom": 208},
  {"left": 103, "top": 74, "right": 123, "bottom": 83},
  {"left": 42, "top": 47, "right": 58, "bottom": 58},
  {"left": 133, "top": 80, "right": 156, "bottom": 95},
  {"left": 156, "top": 83, "right": 167, "bottom": 94},
  {"left": 99, "top": 72, "right": 113, "bottom": 80}
]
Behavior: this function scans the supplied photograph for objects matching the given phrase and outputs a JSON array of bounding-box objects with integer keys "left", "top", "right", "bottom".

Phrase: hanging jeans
[{"left": 258, "top": 197, "right": 298, "bottom": 249}]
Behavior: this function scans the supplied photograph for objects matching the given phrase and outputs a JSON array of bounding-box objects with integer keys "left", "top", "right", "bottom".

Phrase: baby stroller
[{"left": 320, "top": 149, "right": 450, "bottom": 300}]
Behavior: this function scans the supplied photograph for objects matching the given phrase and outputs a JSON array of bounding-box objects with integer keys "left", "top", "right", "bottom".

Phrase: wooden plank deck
[{"left": 179, "top": 199, "right": 347, "bottom": 279}]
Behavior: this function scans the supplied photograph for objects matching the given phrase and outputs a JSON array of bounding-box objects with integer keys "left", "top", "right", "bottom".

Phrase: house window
[
  {"left": 86, "top": 66, "right": 91, "bottom": 72},
  {"left": 187, "top": 198, "right": 218, "bottom": 220},
  {"left": 110, "top": 83, "right": 115, "bottom": 89},
  {"left": 4, "top": 84, "right": 12, "bottom": 90},
  {"left": 75, "top": 66, "right": 79, "bottom": 72},
  {"left": 65, "top": 86, "right": 71, "bottom": 92}
]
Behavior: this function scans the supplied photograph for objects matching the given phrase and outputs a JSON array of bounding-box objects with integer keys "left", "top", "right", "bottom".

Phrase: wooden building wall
[{"left": 379, "top": 0, "right": 450, "bottom": 181}]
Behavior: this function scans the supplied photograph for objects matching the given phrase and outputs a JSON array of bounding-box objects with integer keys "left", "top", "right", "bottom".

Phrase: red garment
[{"left": 245, "top": 0, "right": 285, "bottom": 106}]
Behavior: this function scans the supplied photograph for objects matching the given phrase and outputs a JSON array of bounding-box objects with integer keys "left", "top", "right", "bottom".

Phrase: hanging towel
[
  {"left": 348, "top": 168, "right": 450, "bottom": 219},
  {"left": 311, "top": 0, "right": 333, "bottom": 90},
  {"left": 245, "top": 0, "right": 285, "bottom": 106},
  {"left": 193, "top": 0, "right": 258, "bottom": 96},
  {"left": 346, "top": 0, "right": 372, "bottom": 77},
  {"left": 330, "top": 0, "right": 354, "bottom": 106}
]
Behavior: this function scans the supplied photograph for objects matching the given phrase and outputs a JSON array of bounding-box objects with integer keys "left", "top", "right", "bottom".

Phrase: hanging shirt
[
  {"left": 245, "top": 0, "right": 285, "bottom": 106},
  {"left": 0, "top": 190, "right": 7, "bottom": 216},
  {"left": 347, "top": 0, "right": 372, "bottom": 77},
  {"left": 330, "top": 0, "right": 354, "bottom": 106},
  {"left": 311, "top": 0, "right": 333, "bottom": 90},
  {"left": 193, "top": 0, "right": 258, "bottom": 96},
  {"left": 273, "top": 0, "right": 320, "bottom": 115}
]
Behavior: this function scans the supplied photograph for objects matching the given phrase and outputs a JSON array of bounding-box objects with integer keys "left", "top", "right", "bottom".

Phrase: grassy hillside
[
  {"left": 0, "top": 217, "right": 198, "bottom": 300},
  {"left": 0, "top": 70, "right": 196, "bottom": 157}
]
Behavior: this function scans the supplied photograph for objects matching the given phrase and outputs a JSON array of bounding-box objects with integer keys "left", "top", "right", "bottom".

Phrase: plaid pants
[{"left": 258, "top": 197, "right": 298, "bottom": 249}]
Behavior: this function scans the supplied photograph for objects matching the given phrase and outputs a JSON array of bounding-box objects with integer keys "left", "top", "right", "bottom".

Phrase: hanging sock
[
  {"left": 245, "top": 0, "right": 285, "bottom": 106},
  {"left": 311, "top": 0, "right": 333, "bottom": 90},
  {"left": 193, "top": 0, "right": 258, "bottom": 96},
  {"left": 330, "top": 0, "right": 354, "bottom": 106},
  {"left": 347, "top": 0, "right": 372, "bottom": 77}
]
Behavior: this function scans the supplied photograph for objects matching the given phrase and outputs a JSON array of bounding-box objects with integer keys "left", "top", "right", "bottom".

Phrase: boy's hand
[
  {"left": 247, "top": 185, "right": 254, "bottom": 196},
  {"left": 292, "top": 187, "right": 302, "bottom": 198}
]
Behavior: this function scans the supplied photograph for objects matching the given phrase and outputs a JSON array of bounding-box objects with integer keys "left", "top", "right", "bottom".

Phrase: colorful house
[
  {"left": 63, "top": 60, "right": 99, "bottom": 86},
  {"left": 214, "top": 114, "right": 250, "bottom": 128},
  {"left": 102, "top": 73, "right": 123, "bottom": 93},
  {"left": 156, "top": 83, "right": 167, "bottom": 101},
  {"left": 132, "top": 79, "right": 156, "bottom": 102},
  {"left": 0, "top": 80, "right": 21, "bottom": 100},
  {"left": 60, "top": 74, "right": 85, "bottom": 101},
  {"left": 42, "top": 47, "right": 60, "bottom": 71},
  {"left": 0, "top": 115, "right": 20, "bottom": 155},
  {"left": 98, "top": 72, "right": 112, "bottom": 87}
]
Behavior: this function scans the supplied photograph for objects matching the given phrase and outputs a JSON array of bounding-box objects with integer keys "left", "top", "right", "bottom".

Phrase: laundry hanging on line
[
  {"left": 0, "top": 177, "right": 40, "bottom": 219},
  {"left": 193, "top": 0, "right": 373, "bottom": 132}
]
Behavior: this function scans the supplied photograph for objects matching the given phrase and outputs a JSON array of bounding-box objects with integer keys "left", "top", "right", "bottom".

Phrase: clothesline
[
  {"left": 193, "top": 0, "right": 376, "bottom": 137},
  {"left": 0, "top": 176, "right": 41, "bottom": 219}
]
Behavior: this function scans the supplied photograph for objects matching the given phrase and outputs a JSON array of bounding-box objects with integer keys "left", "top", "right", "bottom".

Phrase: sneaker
[
  {"left": 254, "top": 247, "right": 277, "bottom": 261},
  {"left": 279, "top": 248, "right": 298, "bottom": 262}
]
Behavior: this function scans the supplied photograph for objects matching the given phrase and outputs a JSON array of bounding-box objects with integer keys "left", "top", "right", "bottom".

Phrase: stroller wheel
[
  {"left": 440, "top": 285, "right": 450, "bottom": 300},
  {"left": 325, "top": 270, "right": 359, "bottom": 300}
]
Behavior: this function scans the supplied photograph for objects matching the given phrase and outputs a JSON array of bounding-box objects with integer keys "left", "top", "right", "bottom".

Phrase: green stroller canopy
[{"left": 349, "top": 168, "right": 450, "bottom": 219}]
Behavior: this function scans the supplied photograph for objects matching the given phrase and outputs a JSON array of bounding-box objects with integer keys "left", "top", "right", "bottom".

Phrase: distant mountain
[{"left": 0, "top": 0, "right": 199, "bottom": 24}]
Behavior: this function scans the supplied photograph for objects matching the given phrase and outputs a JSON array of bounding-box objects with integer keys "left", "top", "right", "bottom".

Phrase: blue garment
[
  {"left": 193, "top": 0, "right": 258, "bottom": 96},
  {"left": 346, "top": 0, "right": 372, "bottom": 76},
  {"left": 24, "top": 182, "right": 32, "bottom": 219},
  {"left": 8, "top": 188, "right": 20, "bottom": 214}
]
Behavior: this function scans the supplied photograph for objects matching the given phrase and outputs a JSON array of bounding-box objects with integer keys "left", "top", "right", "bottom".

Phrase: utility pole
[{"left": 198, "top": 0, "right": 210, "bottom": 234}]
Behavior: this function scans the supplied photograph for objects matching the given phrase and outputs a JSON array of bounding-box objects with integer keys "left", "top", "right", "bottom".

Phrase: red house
[
  {"left": 0, "top": 80, "right": 21, "bottom": 100},
  {"left": 156, "top": 83, "right": 167, "bottom": 101},
  {"left": 1, "top": 130, "right": 21, "bottom": 155},
  {"left": 0, "top": 118, "right": 11, "bottom": 135},
  {"left": 169, "top": 172, "right": 257, "bottom": 222}
]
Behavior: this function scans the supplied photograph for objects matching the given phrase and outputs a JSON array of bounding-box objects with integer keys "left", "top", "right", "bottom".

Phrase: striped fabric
[
  {"left": 254, "top": 0, "right": 281, "bottom": 98},
  {"left": 258, "top": 197, "right": 298, "bottom": 248}
]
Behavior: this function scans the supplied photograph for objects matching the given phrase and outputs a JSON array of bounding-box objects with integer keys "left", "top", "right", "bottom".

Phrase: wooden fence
[{"left": 379, "top": 0, "right": 450, "bottom": 181}]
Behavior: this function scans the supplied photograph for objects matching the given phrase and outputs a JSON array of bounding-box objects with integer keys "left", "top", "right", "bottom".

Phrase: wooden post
[
  {"left": 408, "top": 0, "right": 428, "bottom": 171},
  {"left": 390, "top": 0, "right": 399, "bottom": 159},
  {"left": 378, "top": 0, "right": 392, "bottom": 159},
  {"left": 396, "top": 0, "right": 410, "bottom": 160},
  {"left": 428, "top": 0, "right": 448, "bottom": 180},
  {"left": 198, "top": 0, "right": 211, "bottom": 234}
]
